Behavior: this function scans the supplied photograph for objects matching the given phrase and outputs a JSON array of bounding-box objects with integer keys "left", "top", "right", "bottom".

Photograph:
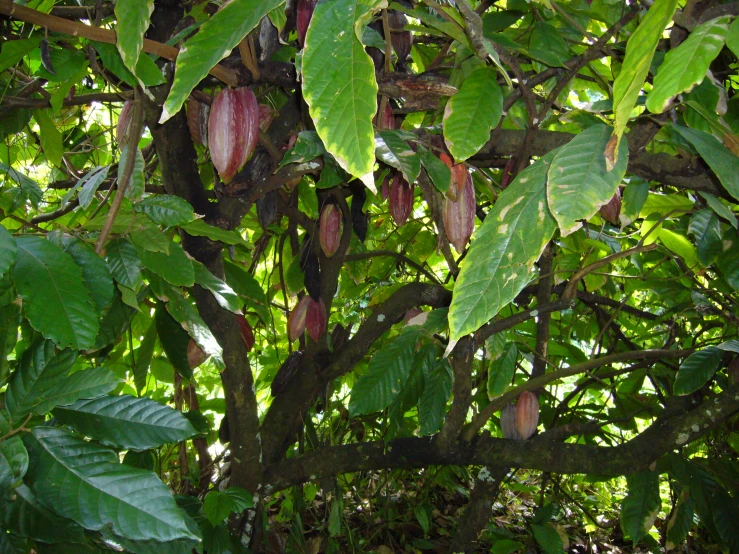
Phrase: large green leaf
[
  {"left": 12, "top": 237, "right": 99, "bottom": 350},
  {"left": 55, "top": 395, "right": 197, "bottom": 450},
  {"left": 448, "top": 150, "right": 559, "bottom": 340},
  {"left": 0, "top": 437, "right": 27, "bottom": 496},
  {"left": 611, "top": 0, "right": 679, "bottom": 146},
  {"left": 5, "top": 340, "right": 119, "bottom": 422},
  {"left": 58, "top": 236, "right": 115, "bottom": 317},
  {"left": 160, "top": 0, "right": 284, "bottom": 122},
  {"left": 688, "top": 209, "right": 723, "bottom": 266},
  {"left": 349, "top": 327, "right": 422, "bottom": 416},
  {"left": 23, "top": 427, "right": 201, "bottom": 547},
  {"left": 418, "top": 358, "right": 453, "bottom": 435},
  {"left": 181, "top": 219, "right": 251, "bottom": 247},
  {"left": 487, "top": 342, "right": 517, "bottom": 398},
  {"left": 114, "top": 0, "right": 154, "bottom": 82},
  {"left": 104, "top": 238, "right": 143, "bottom": 290},
  {"left": 672, "top": 125, "right": 739, "bottom": 201},
  {"left": 0, "top": 225, "right": 17, "bottom": 279},
  {"left": 531, "top": 523, "right": 564, "bottom": 554},
  {"left": 673, "top": 346, "right": 723, "bottom": 395},
  {"left": 620, "top": 470, "right": 661, "bottom": 545},
  {"left": 0, "top": 162, "right": 42, "bottom": 208},
  {"left": 224, "top": 260, "right": 270, "bottom": 323},
  {"left": 33, "top": 110, "right": 63, "bottom": 168},
  {"left": 3, "top": 484, "right": 87, "bottom": 545},
  {"left": 443, "top": 65, "right": 503, "bottom": 162},
  {"left": 647, "top": 17, "right": 730, "bottom": 114},
  {"left": 155, "top": 303, "right": 192, "bottom": 380},
  {"left": 302, "top": 0, "right": 382, "bottom": 190},
  {"left": 137, "top": 241, "right": 194, "bottom": 287},
  {"left": 547, "top": 124, "right": 628, "bottom": 235},
  {"left": 388, "top": 344, "right": 435, "bottom": 438},
  {"left": 192, "top": 261, "right": 243, "bottom": 313},
  {"left": 134, "top": 195, "right": 195, "bottom": 227},
  {"left": 375, "top": 131, "right": 421, "bottom": 184}
]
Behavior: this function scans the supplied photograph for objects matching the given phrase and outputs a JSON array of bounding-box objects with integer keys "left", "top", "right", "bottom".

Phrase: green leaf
[
  {"left": 417, "top": 144, "right": 451, "bottom": 195},
  {"left": 192, "top": 261, "right": 243, "bottom": 313},
  {"left": 0, "top": 38, "right": 39, "bottom": 73},
  {"left": 443, "top": 65, "right": 503, "bottom": 162},
  {"left": 33, "top": 110, "right": 63, "bottom": 168},
  {"left": 647, "top": 17, "right": 730, "bottom": 114},
  {"left": 710, "top": 488, "right": 739, "bottom": 553},
  {"left": 3, "top": 484, "right": 87, "bottom": 545},
  {"left": 349, "top": 327, "right": 421, "bottom": 416},
  {"left": 620, "top": 180, "right": 650, "bottom": 227},
  {"left": 163, "top": 286, "right": 223, "bottom": 369},
  {"left": 23, "top": 427, "right": 201, "bottom": 546},
  {"left": 55, "top": 395, "right": 197, "bottom": 451},
  {"left": 223, "top": 261, "right": 270, "bottom": 324},
  {"left": 12, "top": 236, "right": 99, "bottom": 350},
  {"left": 528, "top": 22, "right": 569, "bottom": 67},
  {"left": 672, "top": 125, "right": 739, "bottom": 202},
  {"left": 302, "top": 0, "right": 381, "bottom": 190},
  {"left": 181, "top": 219, "right": 250, "bottom": 247},
  {"left": 137, "top": 241, "right": 195, "bottom": 287},
  {"left": 155, "top": 303, "right": 192, "bottom": 380},
  {"left": 120, "top": 146, "right": 146, "bottom": 201},
  {"left": 64, "top": 165, "right": 109, "bottom": 209},
  {"left": 531, "top": 523, "right": 564, "bottom": 554},
  {"left": 0, "top": 225, "right": 18, "bottom": 279},
  {"left": 0, "top": 303, "right": 20, "bottom": 388},
  {"left": 490, "top": 539, "right": 525, "bottom": 554},
  {"left": 665, "top": 489, "right": 694, "bottom": 550},
  {"left": 699, "top": 192, "right": 738, "bottom": 229},
  {"left": 92, "top": 41, "right": 164, "bottom": 88},
  {"left": 160, "top": 0, "right": 284, "bottom": 122},
  {"left": 134, "top": 195, "right": 195, "bottom": 227},
  {"left": 673, "top": 346, "right": 723, "bottom": 395},
  {"left": 0, "top": 162, "right": 42, "bottom": 208},
  {"left": 58, "top": 236, "right": 115, "bottom": 317},
  {"left": 0, "top": 437, "right": 27, "bottom": 496},
  {"left": 487, "top": 343, "right": 517, "bottom": 398},
  {"left": 726, "top": 17, "right": 739, "bottom": 58},
  {"left": 419, "top": 358, "right": 453, "bottom": 435},
  {"left": 611, "top": 0, "right": 679, "bottom": 145},
  {"left": 547, "top": 124, "right": 628, "bottom": 236},
  {"left": 278, "top": 131, "right": 326, "bottom": 168},
  {"left": 688, "top": 209, "right": 723, "bottom": 266},
  {"left": 449, "top": 150, "right": 559, "bottom": 340},
  {"left": 114, "top": 0, "right": 154, "bottom": 84},
  {"left": 203, "top": 491, "right": 234, "bottom": 526},
  {"left": 375, "top": 131, "right": 421, "bottom": 184},
  {"left": 105, "top": 238, "right": 143, "bottom": 290},
  {"left": 5, "top": 340, "right": 119, "bottom": 422},
  {"left": 134, "top": 321, "right": 157, "bottom": 394},
  {"left": 620, "top": 470, "right": 661, "bottom": 545},
  {"left": 388, "top": 344, "right": 434, "bottom": 438},
  {"left": 639, "top": 192, "right": 694, "bottom": 218}
]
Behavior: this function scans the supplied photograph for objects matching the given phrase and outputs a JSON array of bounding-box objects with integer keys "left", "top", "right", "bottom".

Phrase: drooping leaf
[
  {"left": 449, "top": 149, "right": 559, "bottom": 340},
  {"left": 154, "top": 302, "right": 193, "bottom": 380},
  {"left": 388, "top": 344, "right": 435, "bottom": 438},
  {"left": 278, "top": 131, "right": 326, "bottom": 168},
  {"left": 665, "top": 489, "right": 694, "bottom": 550},
  {"left": 134, "top": 195, "right": 195, "bottom": 227},
  {"left": 133, "top": 321, "right": 157, "bottom": 394},
  {"left": 55, "top": 395, "right": 197, "bottom": 451},
  {"left": 688, "top": 209, "right": 723, "bottom": 266},
  {"left": 223, "top": 260, "right": 270, "bottom": 323},
  {"left": 611, "top": 0, "right": 679, "bottom": 148},
  {"left": 181, "top": 219, "right": 251, "bottom": 247},
  {"left": 0, "top": 162, "right": 43, "bottom": 208},
  {"left": 58, "top": 235, "right": 115, "bottom": 317},
  {"left": 92, "top": 41, "right": 165, "bottom": 88},
  {"left": 203, "top": 491, "right": 234, "bottom": 526},
  {"left": 547, "top": 124, "right": 628, "bottom": 235},
  {"left": 417, "top": 144, "right": 451, "bottom": 195},
  {"left": 0, "top": 437, "right": 27, "bottom": 496},
  {"left": 699, "top": 192, "right": 738, "bottom": 229},
  {"left": 647, "top": 17, "right": 730, "bottom": 114},
  {"left": 104, "top": 238, "right": 143, "bottom": 290},
  {"left": 673, "top": 347, "right": 723, "bottom": 395},
  {"left": 302, "top": 0, "right": 382, "bottom": 190},
  {"left": 160, "top": 0, "right": 284, "bottom": 122},
  {"left": 0, "top": 303, "right": 20, "bottom": 387},
  {"left": 33, "top": 110, "right": 63, "bottom": 168},
  {"left": 443, "top": 65, "right": 503, "bottom": 162},
  {"left": 620, "top": 470, "right": 661, "bottom": 545},
  {"left": 487, "top": 342, "right": 517, "bottom": 398},
  {"left": 0, "top": 225, "right": 18, "bottom": 279},
  {"left": 375, "top": 131, "right": 421, "bottom": 184},
  {"left": 419, "top": 358, "right": 453, "bottom": 435},
  {"left": 114, "top": 0, "right": 154, "bottom": 82},
  {"left": 120, "top": 146, "right": 146, "bottom": 201},
  {"left": 23, "top": 427, "right": 201, "bottom": 547},
  {"left": 531, "top": 523, "right": 564, "bottom": 554},
  {"left": 12, "top": 237, "right": 99, "bottom": 350},
  {"left": 137, "top": 241, "right": 195, "bottom": 287},
  {"left": 62, "top": 165, "right": 109, "bottom": 209},
  {"left": 192, "top": 261, "right": 243, "bottom": 313}
]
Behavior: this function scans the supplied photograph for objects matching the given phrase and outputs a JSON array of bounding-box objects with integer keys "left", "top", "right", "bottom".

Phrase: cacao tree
[{"left": 0, "top": 0, "right": 739, "bottom": 553}]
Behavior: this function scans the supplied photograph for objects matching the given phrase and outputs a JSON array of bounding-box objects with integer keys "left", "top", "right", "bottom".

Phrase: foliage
[{"left": 0, "top": 0, "right": 738, "bottom": 552}]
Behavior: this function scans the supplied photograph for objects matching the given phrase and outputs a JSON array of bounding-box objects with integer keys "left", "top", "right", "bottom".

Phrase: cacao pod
[
  {"left": 258, "top": 104, "right": 275, "bottom": 132},
  {"left": 117, "top": 100, "right": 134, "bottom": 145},
  {"left": 439, "top": 152, "right": 468, "bottom": 201},
  {"left": 306, "top": 296, "right": 327, "bottom": 342},
  {"left": 599, "top": 188, "right": 622, "bottom": 226},
  {"left": 297, "top": 0, "right": 318, "bottom": 47},
  {"left": 500, "top": 404, "right": 521, "bottom": 440},
  {"left": 443, "top": 171, "right": 476, "bottom": 253},
  {"left": 388, "top": 11, "right": 412, "bottom": 61},
  {"left": 500, "top": 157, "right": 516, "bottom": 189},
  {"left": 257, "top": 190, "right": 278, "bottom": 229},
  {"left": 381, "top": 173, "right": 391, "bottom": 201},
  {"left": 367, "top": 47, "right": 385, "bottom": 73},
  {"left": 390, "top": 173, "right": 414, "bottom": 227},
  {"left": 187, "top": 339, "right": 209, "bottom": 369},
  {"left": 208, "top": 87, "right": 259, "bottom": 183},
  {"left": 375, "top": 101, "right": 395, "bottom": 130},
  {"left": 271, "top": 350, "right": 303, "bottom": 397},
  {"left": 236, "top": 314, "right": 255, "bottom": 352},
  {"left": 515, "top": 391, "right": 539, "bottom": 440},
  {"left": 303, "top": 250, "right": 321, "bottom": 301},
  {"left": 288, "top": 295, "right": 312, "bottom": 342},
  {"left": 319, "top": 203, "right": 342, "bottom": 258},
  {"left": 187, "top": 98, "right": 210, "bottom": 146},
  {"left": 351, "top": 185, "right": 368, "bottom": 242}
]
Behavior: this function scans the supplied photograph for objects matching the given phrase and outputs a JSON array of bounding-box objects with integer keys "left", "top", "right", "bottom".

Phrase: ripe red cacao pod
[
  {"left": 388, "top": 11, "right": 413, "bottom": 61},
  {"left": 319, "top": 203, "right": 342, "bottom": 258},
  {"left": 117, "top": 100, "right": 134, "bottom": 145},
  {"left": 208, "top": 87, "right": 259, "bottom": 183},
  {"left": 236, "top": 314, "right": 255, "bottom": 352},
  {"left": 599, "top": 187, "right": 622, "bottom": 226},
  {"left": 375, "top": 101, "right": 395, "bottom": 130},
  {"left": 258, "top": 104, "right": 275, "bottom": 132},
  {"left": 297, "top": 0, "right": 318, "bottom": 47},
  {"left": 390, "top": 173, "right": 414, "bottom": 226},
  {"left": 500, "top": 404, "right": 521, "bottom": 440},
  {"left": 443, "top": 171, "right": 475, "bottom": 253},
  {"left": 439, "top": 152, "right": 468, "bottom": 202},
  {"left": 288, "top": 295, "right": 312, "bottom": 342},
  {"left": 515, "top": 391, "right": 539, "bottom": 440},
  {"left": 187, "top": 338, "right": 209, "bottom": 369},
  {"left": 306, "top": 297, "right": 327, "bottom": 342},
  {"left": 187, "top": 98, "right": 210, "bottom": 146}
]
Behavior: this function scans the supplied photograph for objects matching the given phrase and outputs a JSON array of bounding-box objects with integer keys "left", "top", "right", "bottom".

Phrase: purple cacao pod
[
  {"left": 306, "top": 296, "right": 327, "bottom": 342},
  {"left": 288, "top": 295, "right": 311, "bottom": 342},
  {"left": 236, "top": 314, "right": 255, "bottom": 352},
  {"left": 208, "top": 87, "right": 259, "bottom": 183},
  {"left": 439, "top": 151, "right": 468, "bottom": 202},
  {"left": 375, "top": 101, "right": 395, "bottom": 130},
  {"left": 501, "top": 157, "right": 516, "bottom": 189},
  {"left": 297, "top": 0, "right": 318, "bottom": 47},
  {"left": 599, "top": 188, "right": 622, "bottom": 226},
  {"left": 501, "top": 404, "right": 521, "bottom": 440},
  {"left": 443, "top": 171, "right": 475, "bottom": 253},
  {"left": 388, "top": 11, "right": 412, "bottom": 61},
  {"left": 515, "top": 391, "right": 539, "bottom": 440},
  {"left": 319, "top": 203, "right": 342, "bottom": 258},
  {"left": 187, "top": 98, "right": 210, "bottom": 146},
  {"left": 258, "top": 104, "right": 275, "bottom": 132},
  {"left": 390, "top": 173, "right": 414, "bottom": 227}
]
